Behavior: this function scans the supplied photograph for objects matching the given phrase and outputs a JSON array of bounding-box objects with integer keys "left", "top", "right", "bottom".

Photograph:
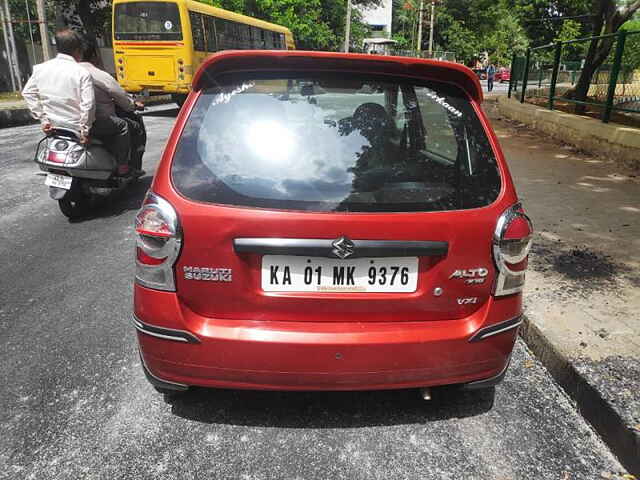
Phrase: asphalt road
[{"left": 0, "top": 105, "right": 627, "bottom": 480}]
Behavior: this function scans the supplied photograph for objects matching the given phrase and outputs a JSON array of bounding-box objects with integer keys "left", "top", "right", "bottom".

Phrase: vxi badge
[{"left": 450, "top": 268, "right": 489, "bottom": 285}]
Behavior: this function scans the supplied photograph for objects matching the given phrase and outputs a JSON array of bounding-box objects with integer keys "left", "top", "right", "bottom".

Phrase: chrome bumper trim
[
  {"left": 132, "top": 314, "right": 200, "bottom": 344},
  {"left": 468, "top": 315, "right": 522, "bottom": 343}
]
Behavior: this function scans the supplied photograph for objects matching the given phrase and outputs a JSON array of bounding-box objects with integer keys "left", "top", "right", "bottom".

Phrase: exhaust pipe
[{"left": 419, "top": 387, "right": 432, "bottom": 401}]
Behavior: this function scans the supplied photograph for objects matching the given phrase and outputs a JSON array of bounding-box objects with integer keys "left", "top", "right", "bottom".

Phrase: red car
[
  {"left": 133, "top": 51, "right": 532, "bottom": 395},
  {"left": 495, "top": 68, "right": 511, "bottom": 83}
]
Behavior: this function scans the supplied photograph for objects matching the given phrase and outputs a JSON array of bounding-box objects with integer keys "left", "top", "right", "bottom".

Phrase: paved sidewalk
[{"left": 486, "top": 101, "right": 640, "bottom": 475}]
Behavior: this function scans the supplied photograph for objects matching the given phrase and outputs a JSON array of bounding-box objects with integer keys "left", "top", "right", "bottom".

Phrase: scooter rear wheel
[{"left": 58, "top": 196, "right": 88, "bottom": 219}]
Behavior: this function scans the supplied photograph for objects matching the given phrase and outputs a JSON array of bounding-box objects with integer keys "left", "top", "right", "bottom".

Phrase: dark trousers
[
  {"left": 90, "top": 115, "right": 130, "bottom": 166},
  {"left": 487, "top": 77, "right": 494, "bottom": 92},
  {"left": 118, "top": 110, "right": 146, "bottom": 171}
]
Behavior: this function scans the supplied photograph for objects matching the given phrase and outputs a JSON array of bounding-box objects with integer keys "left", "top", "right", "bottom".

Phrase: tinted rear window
[
  {"left": 114, "top": 2, "right": 182, "bottom": 41},
  {"left": 171, "top": 74, "right": 501, "bottom": 212}
]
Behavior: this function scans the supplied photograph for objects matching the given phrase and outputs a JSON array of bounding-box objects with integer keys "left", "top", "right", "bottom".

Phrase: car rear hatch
[{"left": 158, "top": 52, "right": 515, "bottom": 323}]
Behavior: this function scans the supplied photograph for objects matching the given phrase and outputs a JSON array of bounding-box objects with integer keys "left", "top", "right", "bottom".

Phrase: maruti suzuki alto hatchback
[{"left": 133, "top": 51, "right": 532, "bottom": 395}]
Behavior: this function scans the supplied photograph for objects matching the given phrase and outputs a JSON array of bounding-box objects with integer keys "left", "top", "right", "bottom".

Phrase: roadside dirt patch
[
  {"left": 529, "top": 242, "right": 628, "bottom": 295},
  {"left": 553, "top": 248, "right": 619, "bottom": 281}
]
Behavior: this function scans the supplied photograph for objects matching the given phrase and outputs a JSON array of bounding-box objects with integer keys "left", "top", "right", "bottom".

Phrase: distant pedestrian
[{"left": 487, "top": 63, "right": 496, "bottom": 92}]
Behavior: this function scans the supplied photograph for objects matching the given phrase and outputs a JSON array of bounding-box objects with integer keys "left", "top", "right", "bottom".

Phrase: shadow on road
[
  {"left": 165, "top": 385, "right": 495, "bottom": 428},
  {"left": 67, "top": 176, "right": 153, "bottom": 223}
]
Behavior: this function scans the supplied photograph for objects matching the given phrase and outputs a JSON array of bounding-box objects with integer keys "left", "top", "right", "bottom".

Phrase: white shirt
[
  {"left": 22, "top": 53, "right": 95, "bottom": 135},
  {"left": 79, "top": 62, "right": 134, "bottom": 119}
]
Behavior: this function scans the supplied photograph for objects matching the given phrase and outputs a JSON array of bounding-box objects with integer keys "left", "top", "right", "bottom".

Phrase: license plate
[
  {"left": 45, "top": 173, "right": 73, "bottom": 190},
  {"left": 262, "top": 255, "right": 418, "bottom": 293}
]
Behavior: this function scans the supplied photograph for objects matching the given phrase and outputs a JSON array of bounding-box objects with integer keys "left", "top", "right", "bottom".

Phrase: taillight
[
  {"left": 134, "top": 192, "right": 181, "bottom": 291},
  {"left": 493, "top": 204, "right": 533, "bottom": 296}
]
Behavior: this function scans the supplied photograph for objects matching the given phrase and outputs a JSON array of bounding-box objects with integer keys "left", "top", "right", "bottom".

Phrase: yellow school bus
[{"left": 112, "top": 0, "right": 295, "bottom": 105}]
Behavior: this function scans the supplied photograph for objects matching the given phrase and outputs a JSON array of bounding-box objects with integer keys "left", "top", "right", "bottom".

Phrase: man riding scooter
[
  {"left": 78, "top": 37, "right": 146, "bottom": 176},
  {"left": 25, "top": 29, "right": 147, "bottom": 218},
  {"left": 24, "top": 28, "right": 135, "bottom": 176}
]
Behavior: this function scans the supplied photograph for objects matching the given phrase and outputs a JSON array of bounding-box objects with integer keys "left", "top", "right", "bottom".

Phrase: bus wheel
[{"left": 172, "top": 94, "right": 187, "bottom": 108}]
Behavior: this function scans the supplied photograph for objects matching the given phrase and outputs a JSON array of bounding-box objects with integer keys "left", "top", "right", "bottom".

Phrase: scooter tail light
[
  {"left": 134, "top": 192, "right": 181, "bottom": 291},
  {"left": 493, "top": 203, "right": 533, "bottom": 296}
]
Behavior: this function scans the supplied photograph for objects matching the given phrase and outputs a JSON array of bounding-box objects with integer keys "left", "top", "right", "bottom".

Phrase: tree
[
  {"left": 566, "top": 0, "right": 640, "bottom": 112},
  {"left": 620, "top": 19, "right": 640, "bottom": 71},
  {"left": 554, "top": 18, "right": 586, "bottom": 61},
  {"left": 205, "top": 0, "right": 382, "bottom": 51},
  {"left": 486, "top": 11, "right": 530, "bottom": 65},
  {"left": 507, "top": 0, "right": 592, "bottom": 48}
]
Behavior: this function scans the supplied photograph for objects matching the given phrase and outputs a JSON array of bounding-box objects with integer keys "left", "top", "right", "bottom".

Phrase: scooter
[{"left": 34, "top": 113, "right": 146, "bottom": 219}]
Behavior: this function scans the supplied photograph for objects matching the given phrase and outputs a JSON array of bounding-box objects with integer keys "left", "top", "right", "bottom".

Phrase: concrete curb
[
  {"left": 496, "top": 96, "right": 640, "bottom": 172},
  {"left": 520, "top": 314, "right": 640, "bottom": 476},
  {"left": 0, "top": 95, "right": 174, "bottom": 130}
]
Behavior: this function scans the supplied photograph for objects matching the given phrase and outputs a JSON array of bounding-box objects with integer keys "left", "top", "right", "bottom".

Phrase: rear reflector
[
  {"left": 136, "top": 247, "right": 166, "bottom": 266},
  {"left": 47, "top": 151, "right": 66, "bottom": 163}
]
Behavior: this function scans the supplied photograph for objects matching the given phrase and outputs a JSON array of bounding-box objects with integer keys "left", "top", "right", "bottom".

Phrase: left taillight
[
  {"left": 134, "top": 192, "right": 181, "bottom": 291},
  {"left": 493, "top": 203, "right": 533, "bottom": 296}
]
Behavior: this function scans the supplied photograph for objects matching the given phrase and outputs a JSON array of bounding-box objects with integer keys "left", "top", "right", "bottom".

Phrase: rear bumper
[{"left": 134, "top": 285, "right": 521, "bottom": 391}]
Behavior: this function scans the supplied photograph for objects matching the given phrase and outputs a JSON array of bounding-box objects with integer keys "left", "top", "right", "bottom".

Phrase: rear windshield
[
  {"left": 114, "top": 2, "right": 182, "bottom": 41},
  {"left": 171, "top": 74, "right": 501, "bottom": 213}
]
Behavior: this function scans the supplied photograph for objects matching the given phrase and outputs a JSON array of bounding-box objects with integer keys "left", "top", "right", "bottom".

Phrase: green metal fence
[{"left": 508, "top": 29, "right": 640, "bottom": 124}]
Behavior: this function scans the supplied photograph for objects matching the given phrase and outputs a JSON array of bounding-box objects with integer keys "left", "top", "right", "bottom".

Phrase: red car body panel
[
  {"left": 135, "top": 50, "right": 526, "bottom": 392},
  {"left": 136, "top": 285, "right": 520, "bottom": 390}
]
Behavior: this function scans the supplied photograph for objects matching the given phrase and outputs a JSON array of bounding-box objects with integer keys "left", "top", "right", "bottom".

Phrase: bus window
[
  {"left": 279, "top": 33, "right": 286, "bottom": 50},
  {"left": 264, "top": 30, "right": 273, "bottom": 49},
  {"left": 250, "top": 26, "right": 262, "bottom": 48},
  {"left": 237, "top": 24, "right": 248, "bottom": 49},
  {"left": 189, "top": 11, "right": 205, "bottom": 51},
  {"left": 114, "top": 1, "right": 182, "bottom": 41},
  {"left": 205, "top": 15, "right": 217, "bottom": 51}
]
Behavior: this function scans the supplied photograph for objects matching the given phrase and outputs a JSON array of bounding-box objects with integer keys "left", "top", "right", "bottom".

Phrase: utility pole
[
  {"left": 344, "top": 0, "right": 352, "bottom": 53},
  {"left": 35, "top": 0, "right": 50, "bottom": 60},
  {"left": 25, "top": 0, "right": 37, "bottom": 64},
  {"left": 428, "top": 1, "right": 435, "bottom": 56},
  {"left": 2, "top": 0, "right": 22, "bottom": 90},
  {"left": 416, "top": 0, "right": 424, "bottom": 55},
  {"left": 0, "top": 1, "right": 17, "bottom": 91}
]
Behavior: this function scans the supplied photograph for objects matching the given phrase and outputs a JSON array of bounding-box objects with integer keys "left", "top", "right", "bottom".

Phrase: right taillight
[
  {"left": 134, "top": 192, "right": 181, "bottom": 291},
  {"left": 493, "top": 203, "right": 533, "bottom": 296}
]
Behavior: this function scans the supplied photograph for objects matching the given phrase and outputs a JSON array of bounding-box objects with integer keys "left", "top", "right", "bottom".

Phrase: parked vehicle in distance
[
  {"left": 495, "top": 68, "right": 511, "bottom": 83},
  {"left": 133, "top": 50, "right": 532, "bottom": 396}
]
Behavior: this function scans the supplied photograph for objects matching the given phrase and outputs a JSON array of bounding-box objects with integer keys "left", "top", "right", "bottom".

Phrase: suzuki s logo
[{"left": 332, "top": 236, "right": 355, "bottom": 259}]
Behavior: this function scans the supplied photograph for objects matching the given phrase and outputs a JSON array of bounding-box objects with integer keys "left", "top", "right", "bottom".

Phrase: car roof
[{"left": 192, "top": 50, "right": 483, "bottom": 103}]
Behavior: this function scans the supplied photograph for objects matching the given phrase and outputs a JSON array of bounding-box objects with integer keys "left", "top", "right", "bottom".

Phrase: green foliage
[
  {"left": 205, "top": 0, "right": 381, "bottom": 51},
  {"left": 620, "top": 20, "right": 640, "bottom": 70},
  {"left": 485, "top": 11, "right": 529, "bottom": 66},
  {"left": 505, "top": 0, "right": 591, "bottom": 48},
  {"left": 554, "top": 19, "right": 586, "bottom": 61}
]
